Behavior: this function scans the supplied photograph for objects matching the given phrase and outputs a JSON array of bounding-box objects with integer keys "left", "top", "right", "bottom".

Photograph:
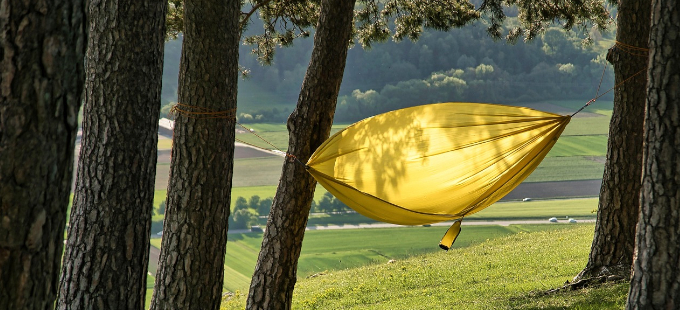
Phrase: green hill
[{"left": 221, "top": 224, "right": 628, "bottom": 310}]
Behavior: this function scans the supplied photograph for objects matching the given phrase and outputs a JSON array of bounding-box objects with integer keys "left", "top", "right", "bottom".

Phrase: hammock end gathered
[{"left": 439, "top": 219, "right": 463, "bottom": 251}]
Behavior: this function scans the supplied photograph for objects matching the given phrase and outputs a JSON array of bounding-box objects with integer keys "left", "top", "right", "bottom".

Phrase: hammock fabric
[{"left": 306, "top": 102, "right": 571, "bottom": 249}]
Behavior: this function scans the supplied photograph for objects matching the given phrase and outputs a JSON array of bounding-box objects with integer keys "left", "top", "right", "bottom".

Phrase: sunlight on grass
[
  {"left": 157, "top": 138, "right": 173, "bottom": 150},
  {"left": 220, "top": 225, "right": 628, "bottom": 310}
]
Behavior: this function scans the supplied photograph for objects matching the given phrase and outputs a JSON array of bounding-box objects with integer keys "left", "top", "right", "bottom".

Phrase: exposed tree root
[{"left": 543, "top": 274, "right": 625, "bottom": 295}]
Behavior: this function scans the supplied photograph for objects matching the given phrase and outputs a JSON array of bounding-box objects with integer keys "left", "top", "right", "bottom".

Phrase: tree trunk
[
  {"left": 149, "top": 0, "right": 239, "bottom": 309},
  {"left": 626, "top": 0, "right": 680, "bottom": 307},
  {"left": 246, "top": 0, "right": 356, "bottom": 309},
  {"left": 576, "top": 0, "right": 650, "bottom": 281},
  {"left": 0, "top": 1, "right": 86, "bottom": 309},
  {"left": 56, "top": 1, "right": 166, "bottom": 309}
]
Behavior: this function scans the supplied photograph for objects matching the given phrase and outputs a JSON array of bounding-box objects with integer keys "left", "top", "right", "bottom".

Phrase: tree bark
[
  {"left": 626, "top": 0, "right": 680, "bottom": 308},
  {"left": 149, "top": 0, "right": 240, "bottom": 309},
  {"left": 246, "top": 0, "right": 356, "bottom": 309},
  {"left": 576, "top": 0, "right": 650, "bottom": 281},
  {"left": 56, "top": 1, "right": 166, "bottom": 309},
  {"left": 0, "top": 0, "right": 86, "bottom": 309}
]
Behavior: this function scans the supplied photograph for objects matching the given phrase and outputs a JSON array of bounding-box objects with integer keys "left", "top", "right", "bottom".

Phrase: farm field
[{"left": 149, "top": 223, "right": 586, "bottom": 293}]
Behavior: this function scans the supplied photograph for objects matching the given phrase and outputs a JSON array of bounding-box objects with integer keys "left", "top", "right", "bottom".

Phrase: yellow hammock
[{"left": 306, "top": 102, "right": 570, "bottom": 249}]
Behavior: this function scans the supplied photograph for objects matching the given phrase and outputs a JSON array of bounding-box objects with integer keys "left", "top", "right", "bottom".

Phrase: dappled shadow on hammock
[{"left": 307, "top": 102, "right": 570, "bottom": 248}]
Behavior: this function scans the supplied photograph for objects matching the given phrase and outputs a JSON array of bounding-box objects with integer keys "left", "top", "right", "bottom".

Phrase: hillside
[
  {"left": 220, "top": 224, "right": 628, "bottom": 310},
  {"left": 160, "top": 20, "right": 615, "bottom": 123}
]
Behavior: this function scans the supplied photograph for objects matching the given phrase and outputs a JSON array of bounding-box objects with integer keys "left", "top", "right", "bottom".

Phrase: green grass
[
  {"left": 468, "top": 198, "right": 598, "bottom": 220},
  {"left": 145, "top": 275, "right": 155, "bottom": 309},
  {"left": 220, "top": 224, "right": 584, "bottom": 293},
  {"left": 236, "top": 132, "right": 291, "bottom": 151},
  {"left": 147, "top": 223, "right": 593, "bottom": 294},
  {"left": 233, "top": 157, "right": 285, "bottom": 187},
  {"left": 221, "top": 224, "right": 628, "bottom": 310},
  {"left": 548, "top": 135, "right": 608, "bottom": 157},
  {"left": 525, "top": 156, "right": 604, "bottom": 182},
  {"left": 157, "top": 139, "right": 173, "bottom": 150},
  {"left": 561, "top": 115, "right": 611, "bottom": 136}
]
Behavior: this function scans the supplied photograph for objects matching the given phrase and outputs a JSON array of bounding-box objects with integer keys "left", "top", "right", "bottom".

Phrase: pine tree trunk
[
  {"left": 149, "top": 0, "right": 240, "bottom": 309},
  {"left": 246, "top": 0, "right": 356, "bottom": 309},
  {"left": 56, "top": 1, "right": 166, "bottom": 309},
  {"left": 0, "top": 1, "right": 85, "bottom": 309},
  {"left": 576, "top": 0, "right": 650, "bottom": 281},
  {"left": 626, "top": 0, "right": 680, "bottom": 307}
]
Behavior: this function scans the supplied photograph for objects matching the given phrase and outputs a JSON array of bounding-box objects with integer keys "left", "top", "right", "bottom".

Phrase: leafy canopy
[{"left": 165, "top": 0, "right": 610, "bottom": 65}]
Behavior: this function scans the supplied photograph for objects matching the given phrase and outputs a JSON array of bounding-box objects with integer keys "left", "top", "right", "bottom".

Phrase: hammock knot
[{"left": 169, "top": 102, "right": 236, "bottom": 120}]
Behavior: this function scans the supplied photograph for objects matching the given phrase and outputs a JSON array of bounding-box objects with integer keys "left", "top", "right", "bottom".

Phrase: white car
[
  {"left": 549, "top": 217, "right": 558, "bottom": 223},
  {"left": 569, "top": 218, "right": 578, "bottom": 223}
]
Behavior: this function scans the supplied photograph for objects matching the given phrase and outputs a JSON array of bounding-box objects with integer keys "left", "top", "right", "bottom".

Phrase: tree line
[
  {"left": 229, "top": 194, "right": 352, "bottom": 230},
  {"left": 161, "top": 20, "right": 615, "bottom": 123},
  {"left": 2, "top": 1, "right": 679, "bottom": 310}
]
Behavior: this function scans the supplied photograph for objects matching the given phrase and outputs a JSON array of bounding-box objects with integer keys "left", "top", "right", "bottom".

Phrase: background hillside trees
[
  {"left": 57, "top": 1, "right": 167, "bottom": 309},
  {"left": 160, "top": 19, "right": 616, "bottom": 123},
  {"left": 0, "top": 0, "right": 86, "bottom": 308},
  {"left": 626, "top": 0, "right": 680, "bottom": 307}
]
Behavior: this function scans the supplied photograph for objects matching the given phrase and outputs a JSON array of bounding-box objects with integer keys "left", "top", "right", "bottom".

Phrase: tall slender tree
[
  {"left": 150, "top": 0, "right": 240, "bottom": 308},
  {"left": 246, "top": 1, "right": 610, "bottom": 309},
  {"left": 56, "top": 1, "right": 167, "bottom": 309},
  {"left": 576, "top": 0, "right": 650, "bottom": 281},
  {"left": 626, "top": 0, "right": 680, "bottom": 307},
  {"left": 0, "top": 0, "right": 86, "bottom": 309},
  {"left": 246, "top": 0, "right": 358, "bottom": 308}
]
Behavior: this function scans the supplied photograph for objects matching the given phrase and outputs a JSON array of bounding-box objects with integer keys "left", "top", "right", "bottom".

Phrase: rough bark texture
[
  {"left": 246, "top": 0, "right": 356, "bottom": 309},
  {"left": 626, "top": 0, "right": 680, "bottom": 308},
  {"left": 576, "top": 0, "right": 650, "bottom": 281},
  {"left": 56, "top": 1, "right": 166, "bottom": 309},
  {"left": 0, "top": 0, "right": 85, "bottom": 309},
  {"left": 149, "top": 0, "right": 239, "bottom": 309}
]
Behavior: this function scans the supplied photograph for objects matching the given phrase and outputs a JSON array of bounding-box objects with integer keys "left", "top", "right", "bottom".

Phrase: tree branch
[{"left": 240, "top": 0, "right": 274, "bottom": 32}]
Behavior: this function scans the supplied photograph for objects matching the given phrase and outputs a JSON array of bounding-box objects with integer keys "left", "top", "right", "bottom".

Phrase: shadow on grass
[{"left": 508, "top": 282, "right": 629, "bottom": 310}]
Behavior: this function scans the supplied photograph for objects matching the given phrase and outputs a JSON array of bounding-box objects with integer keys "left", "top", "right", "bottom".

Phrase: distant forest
[{"left": 161, "top": 19, "right": 614, "bottom": 123}]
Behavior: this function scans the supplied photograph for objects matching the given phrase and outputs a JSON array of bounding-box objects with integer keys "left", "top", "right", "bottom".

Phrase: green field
[
  {"left": 467, "top": 197, "right": 597, "bottom": 220},
  {"left": 561, "top": 115, "right": 611, "bottom": 136},
  {"left": 525, "top": 156, "right": 604, "bottom": 182},
  {"left": 157, "top": 138, "right": 173, "bottom": 150},
  {"left": 149, "top": 223, "right": 589, "bottom": 293},
  {"left": 221, "top": 224, "right": 628, "bottom": 309},
  {"left": 548, "top": 135, "right": 608, "bottom": 157},
  {"left": 152, "top": 187, "right": 600, "bottom": 217}
]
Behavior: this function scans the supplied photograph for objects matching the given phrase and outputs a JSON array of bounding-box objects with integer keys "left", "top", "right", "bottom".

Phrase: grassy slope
[
  {"left": 221, "top": 224, "right": 628, "bottom": 310},
  {"left": 222, "top": 224, "right": 589, "bottom": 292}
]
